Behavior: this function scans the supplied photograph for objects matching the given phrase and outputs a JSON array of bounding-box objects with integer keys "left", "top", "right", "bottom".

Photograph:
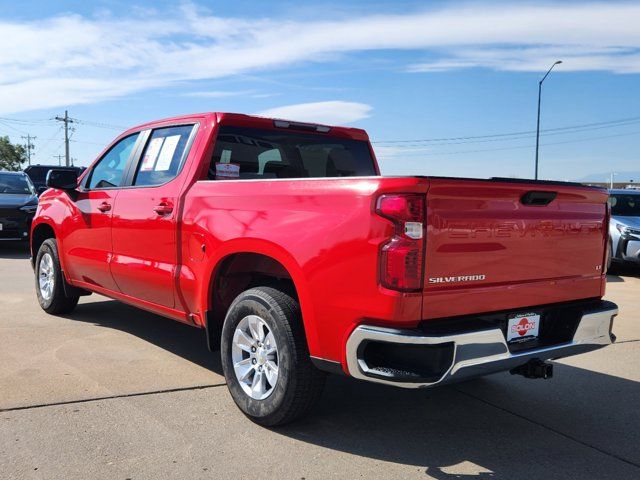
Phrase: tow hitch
[{"left": 510, "top": 359, "right": 553, "bottom": 379}]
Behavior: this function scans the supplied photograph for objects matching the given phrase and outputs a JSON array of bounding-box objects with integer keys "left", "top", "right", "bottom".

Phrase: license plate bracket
[{"left": 507, "top": 312, "right": 541, "bottom": 343}]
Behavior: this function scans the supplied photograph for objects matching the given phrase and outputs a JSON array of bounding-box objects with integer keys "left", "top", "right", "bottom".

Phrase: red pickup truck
[{"left": 31, "top": 112, "right": 618, "bottom": 425}]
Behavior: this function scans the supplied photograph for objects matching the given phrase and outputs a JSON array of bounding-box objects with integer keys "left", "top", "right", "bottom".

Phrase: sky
[{"left": 0, "top": 0, "right": 639, "bottom": 182}]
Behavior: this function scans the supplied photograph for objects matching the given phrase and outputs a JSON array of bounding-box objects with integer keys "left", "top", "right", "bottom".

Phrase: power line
[
  {"left": 0, "top": 117, "right": 54, "bottom": 125},
  {"left": 37, "top": 125, "right": 64, "bottom": 158},
  {"left": 71, "top": 139, "right": 110, "bottom": 146},
  {"left": 375, "top": 118, "right": 640, "bottom": 148},
  {"left": 378, "top": 129, "right": 640, "bottom": 158},
  {"left": 0, "top": 119, "right": 29, "bottom": 135},
  {"left": 372, "top": 116, "right": 640, "bottom": 145},
  {"left": 72, "top": 118, "right": 127, "bottom": 130}
]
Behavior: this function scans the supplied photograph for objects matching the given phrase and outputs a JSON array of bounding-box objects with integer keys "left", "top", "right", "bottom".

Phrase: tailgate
[{"left": 422, "top": 177, "right": 608, "bottom": 319}]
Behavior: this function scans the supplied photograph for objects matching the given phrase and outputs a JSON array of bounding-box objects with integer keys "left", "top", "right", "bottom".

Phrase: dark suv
[{"left": 24, "top": 165, "right": 84, "bottom": 195}]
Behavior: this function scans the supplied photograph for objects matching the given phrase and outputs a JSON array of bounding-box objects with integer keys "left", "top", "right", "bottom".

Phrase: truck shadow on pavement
[
  {"left": 64, "top": 298, "right": 639, "bottom": 479},
  {"left": 0, "top": 243, "right": 30, "bottom": 260},
  {"left": 607, "top": 264, "right": 640, "bottom": 282},
  {"left": 67, "top": 299, "right": 222, "bottom": 375},
  {"left": 280, "top": 368, "right": 640, "bottom": 479}
]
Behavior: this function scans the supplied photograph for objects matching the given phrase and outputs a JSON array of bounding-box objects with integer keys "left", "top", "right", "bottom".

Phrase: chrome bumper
[{"left": 345, "top": 303, "right": 618, "bottom": 388}]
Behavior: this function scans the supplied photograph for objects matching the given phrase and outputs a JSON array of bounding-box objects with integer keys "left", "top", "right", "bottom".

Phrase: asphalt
[{"left": 1, "top": 242, "right": 639, "bottom": 479}]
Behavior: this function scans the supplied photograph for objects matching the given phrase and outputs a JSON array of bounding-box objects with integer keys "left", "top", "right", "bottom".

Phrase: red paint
[{"left": 31, "top": 112, "right": 610, "bottom": 375}]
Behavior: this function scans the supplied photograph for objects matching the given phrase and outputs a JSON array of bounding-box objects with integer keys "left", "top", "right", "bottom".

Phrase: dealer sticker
[
  {"left": 507, "top": 313, "right": 540, "bottom": 343},
  {"left": 215, "top": 162, "right": 240, "bottom": 179}
]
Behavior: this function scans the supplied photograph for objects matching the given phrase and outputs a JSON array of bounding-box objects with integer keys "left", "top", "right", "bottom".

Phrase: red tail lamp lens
[{"left": 376, "top": 194, "right": 425, "bottom": 292}]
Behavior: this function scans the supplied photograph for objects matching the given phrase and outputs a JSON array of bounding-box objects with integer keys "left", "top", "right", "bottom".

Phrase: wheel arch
[
  {"left": 30, "top": 222, "right": 57, "bottom": 268},
  {"left": 203, "top": 244, "right": 316, "bottom": 353}
]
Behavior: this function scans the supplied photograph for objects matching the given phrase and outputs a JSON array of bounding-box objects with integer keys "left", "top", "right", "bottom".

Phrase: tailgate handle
[{"left": 521, "top": 191, "right": 557, "bottom": 206}]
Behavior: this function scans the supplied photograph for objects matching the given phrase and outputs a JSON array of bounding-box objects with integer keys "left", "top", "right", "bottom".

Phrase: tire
[
  {"left": 35, "top": 238, "right": 79, "bottom": 314},
  {"left": 220, "top": 286, "right": 325, "bottom": 426}
]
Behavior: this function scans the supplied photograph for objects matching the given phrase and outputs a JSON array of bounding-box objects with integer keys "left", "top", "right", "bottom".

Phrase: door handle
[
  {"left": 153, "top": 202, "right": 174, "bottom": 215},
  {"left": 97, "top": 202, "right": 111, "bottom": 213}
]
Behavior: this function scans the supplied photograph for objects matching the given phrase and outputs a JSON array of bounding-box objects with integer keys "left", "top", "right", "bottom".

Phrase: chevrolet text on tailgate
[{"left": 31, "top": 112, "right": 618, "bottom": 425}]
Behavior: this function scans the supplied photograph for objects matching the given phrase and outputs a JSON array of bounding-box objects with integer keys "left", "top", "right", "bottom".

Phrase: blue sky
[{"left": 0, "top": 0, "right": 639, "bottom": 182}]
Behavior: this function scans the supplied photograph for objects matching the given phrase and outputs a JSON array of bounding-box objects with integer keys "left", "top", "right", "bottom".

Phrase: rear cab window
[{"left": 208, "top": 126, "right": 376, "bottom": 180}]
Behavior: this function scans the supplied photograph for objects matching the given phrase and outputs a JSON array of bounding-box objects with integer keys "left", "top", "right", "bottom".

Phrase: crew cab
[{"left": 31, "top": 112, "right": 618, "bottom": 426}]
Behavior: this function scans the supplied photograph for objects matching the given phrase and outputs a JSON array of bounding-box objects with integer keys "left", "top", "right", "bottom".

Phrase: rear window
[{"left": 208, "top": 126, "right": 376, "bottom": 180}]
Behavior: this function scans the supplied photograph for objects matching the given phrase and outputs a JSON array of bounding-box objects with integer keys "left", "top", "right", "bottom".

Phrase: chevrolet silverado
[{"left": 31, "top": 112, "right": 617, "bottom": 425}]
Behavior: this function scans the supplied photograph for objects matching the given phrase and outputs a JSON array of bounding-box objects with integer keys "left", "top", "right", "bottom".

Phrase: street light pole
[{"left": 535, "top": 60, "right": 562, "bottom": 180}]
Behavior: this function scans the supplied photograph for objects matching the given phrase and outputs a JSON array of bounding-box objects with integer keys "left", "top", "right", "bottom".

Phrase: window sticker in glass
[
  {"left": 155, "top": 135, "right": 181, "bottom": 171},
  {"left": 215, "top": 162, "right": 240, "bottom": 179},
  {"left": 140, "top": 137, "right": 164, "bottom": 171}
]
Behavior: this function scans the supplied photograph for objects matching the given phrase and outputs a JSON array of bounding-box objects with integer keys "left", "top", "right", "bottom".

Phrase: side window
[
  {"left": 133, "top": 125, "right": 194, "bottom": 187},
  {"left": 87, "top": 134, "right": 139, "bottom": 189}
]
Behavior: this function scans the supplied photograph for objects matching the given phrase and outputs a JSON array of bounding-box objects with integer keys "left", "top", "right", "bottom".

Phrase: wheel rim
[
  {"left": 38, "top": 253, "right": 55, "bottom": 301},
  {"left": 231, "top": 315, "right": 279, "bottom": 400}
]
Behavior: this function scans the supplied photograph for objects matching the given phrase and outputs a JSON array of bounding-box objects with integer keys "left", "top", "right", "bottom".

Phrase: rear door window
[
  {"left": 132, "top": 125, "right": 195, "bottom": 187},
  {"left": 208, "top": 126, "right": 376, "bottom": 180}
]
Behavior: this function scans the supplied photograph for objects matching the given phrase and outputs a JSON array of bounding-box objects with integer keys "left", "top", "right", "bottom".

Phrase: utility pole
[
  {"left": 21, "top": 134, "right": 36, "bottom": 166},
  {"left": 54, "top": 110, "right": 75, "bottom": 167},
  {"left": 54, "top": 154, "right": 64, "bottom": 166},
  {"left": 535, "top": 60, "right": 562, "bottom": 180}
]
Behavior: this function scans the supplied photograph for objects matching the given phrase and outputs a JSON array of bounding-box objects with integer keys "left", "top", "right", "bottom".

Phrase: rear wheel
[
  {"left": 220, "top": 286, "right": 325, "bottom": 426},
  {"left": 35, "top": 238, "right": 79, "bottom": 314}
]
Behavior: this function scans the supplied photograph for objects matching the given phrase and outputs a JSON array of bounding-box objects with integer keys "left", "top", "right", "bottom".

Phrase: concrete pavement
[{"left": 1, "top": 242, "right": 639, "bottom": 479}]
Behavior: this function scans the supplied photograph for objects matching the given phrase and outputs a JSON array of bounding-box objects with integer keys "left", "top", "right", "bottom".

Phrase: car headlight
[
  {"left": 616, "top": 224, "right": 640, "bottom": 237},
  {"left": 19, "top": 204, "right": 38, "bottom": 214}
]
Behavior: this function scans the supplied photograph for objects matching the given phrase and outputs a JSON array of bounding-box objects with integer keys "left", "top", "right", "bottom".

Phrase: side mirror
[
  {"left": 46, "top": 169, "right": 78, "bottom": 191},
  {"left": 36, "top": 186, "right": 48, "bottom": 196}
]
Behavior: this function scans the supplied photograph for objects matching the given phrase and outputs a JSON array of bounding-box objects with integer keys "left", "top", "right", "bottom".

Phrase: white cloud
[
  {"left": 256, "top": 101, "right": 372, "bottom": 125},
  {"left": 182, "top": 90, "right": 255, "bottom": 98},
  {"left": 0, "top": 2, "right": 639, "bottom": 114},
  {"left": 409, "top": 46, "right": 640, "bottom": 74}
]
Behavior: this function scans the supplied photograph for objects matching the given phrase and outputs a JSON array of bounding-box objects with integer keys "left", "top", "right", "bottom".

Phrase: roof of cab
[{"left": 123, "top": 112, "right": 369, "bottom": 141}]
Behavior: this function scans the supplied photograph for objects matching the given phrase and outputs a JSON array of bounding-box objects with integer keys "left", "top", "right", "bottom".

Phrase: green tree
[{"left": 0, "top": 136, "right": 28, "bottom": 171}]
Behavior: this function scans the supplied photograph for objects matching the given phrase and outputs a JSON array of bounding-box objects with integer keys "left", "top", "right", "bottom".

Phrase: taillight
[{"left": 376, "top": 194, "right": 425, "bottom": 292}]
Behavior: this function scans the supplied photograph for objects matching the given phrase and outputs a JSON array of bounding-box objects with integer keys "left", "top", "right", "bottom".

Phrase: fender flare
[{"left": 200, "top": 238, "right": 320, "bottom": 354}]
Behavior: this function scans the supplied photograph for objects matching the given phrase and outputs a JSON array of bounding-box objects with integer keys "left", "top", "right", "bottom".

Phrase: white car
[{"left": 608, "top": 189, "right": 640, "bottom": 267}]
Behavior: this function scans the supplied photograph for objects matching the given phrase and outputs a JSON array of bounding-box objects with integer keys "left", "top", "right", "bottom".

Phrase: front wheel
[
  {"left": 35, "top": 238, "right": 79, "bottom": 314},
  {"left": 220, "top": 286, "right": 325, "bottom": 426}
]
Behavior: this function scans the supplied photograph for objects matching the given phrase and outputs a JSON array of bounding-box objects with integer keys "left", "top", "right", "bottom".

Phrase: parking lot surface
[{"left": 1, "top": 243, "right": 639, "bottom": 479}]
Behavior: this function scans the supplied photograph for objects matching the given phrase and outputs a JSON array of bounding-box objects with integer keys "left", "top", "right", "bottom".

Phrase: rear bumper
[{"left": 345, "top": 301, "right": 618, "bottom": 388}]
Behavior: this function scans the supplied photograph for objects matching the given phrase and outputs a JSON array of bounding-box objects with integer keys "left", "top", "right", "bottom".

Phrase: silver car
[{"left": 608, "top": 189, "right": 640, "bottom": 267}]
